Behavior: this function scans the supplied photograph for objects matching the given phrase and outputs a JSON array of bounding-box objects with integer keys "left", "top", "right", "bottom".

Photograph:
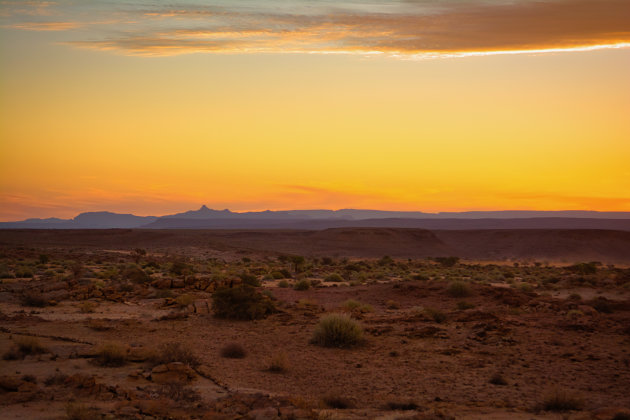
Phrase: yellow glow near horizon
[{"left": 1, "top": 1, "right": 629, "bottom": 220}]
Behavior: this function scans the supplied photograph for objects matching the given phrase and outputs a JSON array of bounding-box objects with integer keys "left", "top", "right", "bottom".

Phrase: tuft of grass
[
  {"left": 457, "top": 301, "right": 475, "bottom": 310},
  {"left": 175, "top": 293, "right": 194, "bottom": 308},
  {"left": 542, "top": 388, "right": 583, "bottom": 412},
  {"left": 150, "top": 342, "right": 199, "bottom": 367},
  {"left": 220, "top": 343, "right": 246, "bottom": 359},
  {"left": 386, "top": 401, "right": 419, "bottom": 411},
  {"left": 94, "top": 342, "right": 127, "bottom": 367},
  {"left": 278, "top": 279, "right": 289, "bottom": 288},
  {"left": 489, "top": 372, "right": 507, "bottom": 386},
  {"left": 447, "top": 281, "right": 471, "bottom": 298},
  {"left": 342, "top": 299, "right": 373, "bottom": 313},
  {"left": 425, "top": 308, "right": 447, "bottom": 324},
  {"left": 311, "top": 313, "right": 364, "bottom": 348},
  {"left": 78, "top": 301, "right": 97, "bottom": 313},
  {"left": 266, "top": 351, "right": 289, "bottom": 373},
  {"left": 322, "top": 395, "right": 354, "bottom": 409},
  {"left": 4, "top": 336, "right": 49, "bottom": 360}
]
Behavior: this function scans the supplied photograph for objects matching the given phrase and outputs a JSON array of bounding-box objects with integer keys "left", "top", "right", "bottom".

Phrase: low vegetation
[
  {"left": 212, "top": 285, "right": 275, "bottom": 320},
  {"left": 311, "top": 313, "right": 364, "bottom": 348}
]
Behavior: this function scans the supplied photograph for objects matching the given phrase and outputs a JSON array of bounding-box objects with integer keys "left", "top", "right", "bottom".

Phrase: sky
[{"left": 1, "top": 0, "right": 629, "bottom": 220}]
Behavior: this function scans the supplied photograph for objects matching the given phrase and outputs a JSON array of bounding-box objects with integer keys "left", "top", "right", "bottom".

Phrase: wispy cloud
[
  {"left": 7, "top": 21, "right": 80, "bottom": 30},
  {"left": 3, "top": 0, "right": 630, "bottom": 57}
]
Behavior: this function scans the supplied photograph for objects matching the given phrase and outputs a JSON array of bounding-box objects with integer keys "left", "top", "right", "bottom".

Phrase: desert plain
[{"left": 1, "top": 228, "right": 629, "bottom": 419}]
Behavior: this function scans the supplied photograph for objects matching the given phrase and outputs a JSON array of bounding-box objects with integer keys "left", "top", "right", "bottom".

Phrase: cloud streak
[{"left": 3, "top": 0, "right": 630, "bottom": 57}]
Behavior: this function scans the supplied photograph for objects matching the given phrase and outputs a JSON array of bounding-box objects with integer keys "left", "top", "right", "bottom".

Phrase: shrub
[
  {"left": 239, "top": 273, "right": 260, "bottom": 287},
  {"left": 220, "top": 343, "right": 246, "bottom": 359},
  {"left": 457, "top": 301, "right": 475, "bottom": 310},
  {"left": 542, "top": 388, "right": 583, "bottom": 412},
  {"left": 17, "top": 337, "right": 48, "bottom": 355},
  {"left": 293, "top": 279, "right": 310, "bottom": 291},
  {"left": 322, "top": 395, "right": 354, "bottom": 409},
  {"left": 324, "top": 273, "right": 344, "bottom": 283},
  {"left": 212, "top": 285, "right": 275, "bottom": 320},
  {"left": 489, "top": 372, "right": 507, "bottom": 385},
  {"left": 270, "top": 271, "right": 284, "bottom": 279},
  {"left": 267, "top": 352, "right": 289, "bottom": 373},
  {"left": 386, "top": 300, "right": 400, "bottom": 309},
  {"left": 434, "top": 256, "right": 459, "bottom": 267},
  {"left": 447, "top": 281, "right": 471, "bottom": 298},
  {"left": 278, "top": 279, "right": 289, "bottom": 288},
  {"left": 124, "top": 266, "right": 150, "bottom": 284},
  {"left": 21, "top": 293, "right": 48, "bottom": 307},
  {"left": 175, "top": 293, "right": 194, "bottom": 308},
  {"left": 386, "top": 401, "right": 419, "bottom": 411},
  {"left": 94, "top": 343, "right": 127, "bottom": 366},
  {"left": 150, "top": 342, "right": 200, "bottom": 367},
  {"left": 3, "top": 337, "right": 48, "bottom": 360},
  {"left": 425, "top": 308, "right": 446, "bottom": 324},
  {"left": 79, "top": 301, "right": 96, "bottom": 313},
  {"left": 311, "top": 313, "right": 364, "bottom": 348},
  {"left": 342, "top": 299, "right": 373, "bottom": 313}
]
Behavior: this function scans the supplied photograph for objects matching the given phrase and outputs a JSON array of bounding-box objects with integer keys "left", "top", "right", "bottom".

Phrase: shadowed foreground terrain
[
  {"left": 2, "top": 228, "right": 630, "bottom": 264},
  {"left": 1, "top": 229, "right": 629, "bottom": 419}
]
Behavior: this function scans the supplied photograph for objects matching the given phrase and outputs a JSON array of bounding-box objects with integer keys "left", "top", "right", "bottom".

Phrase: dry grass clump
[
  {"left": 425, "top": 308, "right": 447, "bottom": 324},
  {"left": 324, "top": 273, "right": 344, "bottom": 283},
  {"left": 386, "top": 400, "right": 420, "bottom": 411},
  {"left": 311, "top": 313, "right": 364, "bottom": 348},
  {"left": 342, "top": 299, "right": 373, "bottom": 313},
  {"left": 220, "top": 343, "right": 246, "bottom": 359},
  {"left": 542, "top": 388, "right": 583, "bottom": 412},
  {"left": 266, "top": 351, "right": 289, "bottom": 373},
  {"left": 150, "top": 342, "right": 200, "bottom": 367},
  {"left": 489, "top": 372, "right": 508, "bottom": 386},
  {"left": 174, "top": 293, "right": 194, "bottom": 308},
  {"left": 94, "top": 342, "right": 127, "bottom": 367},
  {"left": 3, "top": 337, "right": 49, "bottom": 360},
  {"left": 78, "top": 301, "right": 97, "bottom": 313},
  {"left": 447, "top": 281, "right": 471, "bottom": 298},
  {"left": 293, "top": 279, "right": 310, "bottom": 291},
  {"left": 386, "top": 300, "right": 400, "bottom": 309},
  {"left": 65, "top": 403, "right": 97, "bottom": 420},
  {"left": 322, "top": 395, "right": 355, "bottom": 409}
]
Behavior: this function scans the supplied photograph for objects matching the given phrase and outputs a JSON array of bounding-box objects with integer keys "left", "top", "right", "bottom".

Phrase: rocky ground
[{"left": 1, "top": 235, "right": 630, "bottom": 419}]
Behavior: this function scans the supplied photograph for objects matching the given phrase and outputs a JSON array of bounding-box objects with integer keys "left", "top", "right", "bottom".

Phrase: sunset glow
[{"left": 1, "top": 0, "right": 629, "bottom": 220}]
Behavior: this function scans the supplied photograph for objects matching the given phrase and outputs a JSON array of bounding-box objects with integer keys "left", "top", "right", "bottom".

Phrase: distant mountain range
[{"left": 2, "top": 205, "right": 630, "bottom": 230}]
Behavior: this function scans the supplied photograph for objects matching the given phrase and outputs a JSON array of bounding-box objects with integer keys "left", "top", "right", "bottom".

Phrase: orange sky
[{"left": 1, "top": 0, "right": 629, "bottom": 220}]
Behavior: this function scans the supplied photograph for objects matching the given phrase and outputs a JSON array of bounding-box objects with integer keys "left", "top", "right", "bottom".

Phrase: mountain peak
[{"left": 199, "top": 205, "right": 210, "bottom": 211}]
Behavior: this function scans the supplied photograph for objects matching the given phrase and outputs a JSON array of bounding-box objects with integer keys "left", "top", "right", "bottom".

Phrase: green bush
[
  {"left": 293, "top": 279, "right": 310, "bottom": 291},
  {"left": 324, "top": 273, "right": 344, "bottom": 283},
  {"left": 239, "top": 272, "right": 260, "bottom": 287},
  {"left": 212, "top": 285, "right": 275, "bottom": 320},
  {"left": 311, "top": 313, "right": 364, "bottom": 348},
  {"left": 447, "top": 281, "right": 471, "bottom": 298},
  {"left": 278, "top": 279, "right": 289, "bottom": 288}
]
